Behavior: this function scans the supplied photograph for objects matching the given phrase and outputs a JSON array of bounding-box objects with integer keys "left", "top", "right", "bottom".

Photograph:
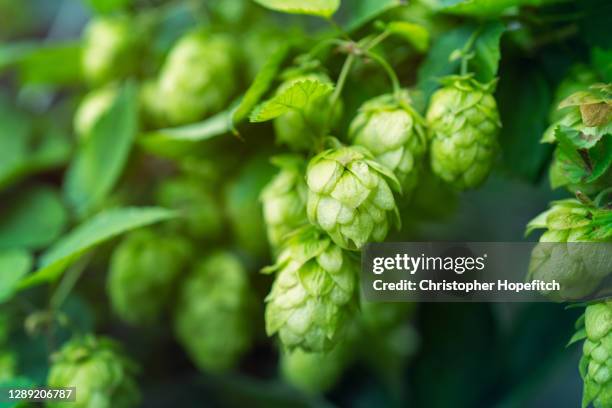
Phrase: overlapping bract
[
  {"left": 174, "top": 252, "right": 255, "bottom": 372},
  {"left": 427, "top": 75, "right": 501, "bottom": 190},
  {"left": 108, "top": 229, "right": 191, "bottom": 325},
  {"left": 264, "top": 227, "right": 357, "bottom": 351},
  {"left": 306, "top": 146, "right": 400, "bottom": 250},
  {"left": 349, "top": 91, "right": 427, "bottom": 198},
  {"left": 47, "top": 335, "right": 140, "bottom": 408}
]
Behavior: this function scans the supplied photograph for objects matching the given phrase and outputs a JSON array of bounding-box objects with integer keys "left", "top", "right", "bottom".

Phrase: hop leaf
[
  {"left": 260, "top": 155, "right": 308, "bottom": 249},
  {"left": 349, "top": 91, "right": 428, "bottom": 199},
  {"left": 157, "top": 31, "right": 237, "bottom": 125},
  {"left": 47, "top": 335, "right": 140, "bottom": 408},
  {"left": 174, "top": 252, "right": 255, "bottom": 373},
  {"left": 426, "top": 75, "right": 501, "bottom": 190},
  {"left": 107, "top": 229, "right": 192, "bottom": 325},
  {"left": 306, "top": 146, "right": 400, "bottom": 250},
  {"left": 264, "top": 227, "right": 357, "bottom": 351},
  {"left": 253, "top": 0, "right": 340, "bottom": 18}
]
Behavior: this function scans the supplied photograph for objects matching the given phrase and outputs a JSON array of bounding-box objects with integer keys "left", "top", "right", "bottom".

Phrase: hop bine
[
  {"left": 47, "top": 335, "right": 140, "bottom": 408},
  {"left": 156, "top": 31, "right": 237, "bottom": 125},
  {"left": 526, "top": 199, "right": 612, "bottom": 300},
  {"left": 264, "top": 226, "right": 357, "bottom": 352},
  {"left": 349, "top": 90, "right": 428, "bottom": 199},
  {"left": 576, "top": 301, "right": 612, "bottom": 408},
  {"left": 174, "top": 252, "right": 255, "bottom": 373},
  {"left": 108, "top": 229, "right": 192, "bottom": 325},
  {"left": 260, "top": 155, "right": 308, "bottom": 249},
  {"left": 306, "top": 145, "right": 400, "bottom": 250},
  {"left": 426, "top": 75, "right": 501, "bottom": 190}
]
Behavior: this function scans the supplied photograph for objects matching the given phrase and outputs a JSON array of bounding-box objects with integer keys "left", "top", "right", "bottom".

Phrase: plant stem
[
  {"left": 50, "top": 255, "right": 90, "bottom": 310},
  {"left": 365, "top": 50, "right": 401, "bottom": 97}
]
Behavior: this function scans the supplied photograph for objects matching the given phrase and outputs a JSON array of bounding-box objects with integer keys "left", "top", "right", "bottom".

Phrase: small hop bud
[
  {"left": 274, "top": 72, "right": 342, "bottom": 151},
  {"left": 47, "top": 335, "right": 140, "bottom": 408},
  {"left": 81, "top": 15, "right": 140, "bottom": 85},
  {"left": 174, "top": 252, "right": 255, "bottom": 373},
  {"left": 260, "top": 155, "right": 308, "bottom": 249},
  {"left": 155, "top": 177, "right": 224, "bottom": 240},
  {"left": 426, "top": 75, "right": 501, "bottom": 190},
  {"left": 73, "top": 86, "right": 118, "bottom": 140},
  {"left": 579, "top": 301, "right": 612, "bottom": 408},
  {"left": 108, "top": 229, "right": 192, "bottom": 325},
  {"left": 158, "top": 31, "right": 237, "bottom": 125},
  {"left": 306, "top": 146, "right": 400, "bottom": 250},
  {"left": 349, "top": 90, "right": 428, "bottom": 198},
  {"left": 264, "top": 227, "right": 358, "bottom": 352}
]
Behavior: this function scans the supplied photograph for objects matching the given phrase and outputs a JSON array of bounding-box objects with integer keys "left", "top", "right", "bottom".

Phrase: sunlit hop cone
[
  {"left": 264, "top": 227, "right": 357, "bottom": 352},
  {"left": 157, "top": 31, "right": 237, "bottom": 125},
  {"left": 47, "top": 335, "right": 140, "bottom": 408},
  {"left": 306, "top": 145, "right": 400, "bottom": 250},
  {"left": 349, "top": 90, "right": 427, "bottom": 198},
  {"left": 526, "top": 199, "right": 612, "bottom": 300},
  {"left": 274, "top": 72, "right": 341, "bottom": 151},
  {"left": 108, "top": 229, "right": 192, "bottom": 325},
  {"left": 579, "top": 301, "right": 612, "bottom": 408},
  {"left": 260, "top": 155, "right": 308, "bottom": 249},
  {"left": 73, "top": 86, "right": 118, "bottom": 140},
  {"left": 174, "top": 252, "right": 255, "bottom": 373},
  {"left": 81, "top": 15, "right": 140, "bottom": 85},
  {"left": 426, "top": 75, "right": 501, "bottom": 190}
]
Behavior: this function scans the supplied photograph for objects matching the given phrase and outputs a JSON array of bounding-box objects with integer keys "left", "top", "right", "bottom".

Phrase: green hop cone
[
  {"left": 73, "top": 86, "right": 118, "bottom": 141},
  {"left": 47, "top": 335, "right": 140, "bottom": 408},
  {"left": 579, "top": 301, "right": 612, "bottom": 408},
  {"left": 264, "top": 227, "right": 357, "bottom": 352},
  {"left": 526, "top": 199, "right": 612, "bottom": 300},
  {"left": 306, "top": 145, "right": 400, "bottom": 250},
  {"left": 274, "top": 72, "right": 341, "bottom": 151},
  {"left": 174, "top": 252, "right": 255, "bottom": 373},
  {"left": 260, "top": 155, "right": 308, "bottom": 249},
  {"left": 108, "top": 229, "right": 192, "bottom": 325},
  {"left": 155, "top": 177, "right": 224, "bottom": 240},
  {"left": 280, "top": 341, "right": 352, "bottom": 394},
  {"left": 349, "top": 90, "right": 427, "bottom": 199},
  {"left": 81, "top": 15, "right": 140, "bottom": 85},
  {"left": 426, "top": 75, "right": 501, "bottom": 190},
  {"left": 158, "top": 31, "right": 237, "bottom": 125}
]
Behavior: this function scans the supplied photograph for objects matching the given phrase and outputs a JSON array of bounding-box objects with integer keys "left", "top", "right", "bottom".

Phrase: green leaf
[
  {"left": 587, "top": 135, "right": 612, "bottom": 183},
  {"left": 340, "top": 0, "right": 402, "bottom": 32},
  {"left": 18, "top": 207, "right": 176, "bottom": 289},
  {"left": 0, "top": 249, "right": 32, "bottom": 303},
  {"left": 84, "top": 0, "right": 131, "bottom": 13},
  {"left": 252, "top": 0, "right": 340, "bottom": 18},
  {"left": 63, "top": 82, "right": 138, "bottom": 217},
  {"left": 0, "top": 186, "right": 67, "bottom": 251},
  {"left": 555, "top": 125, "right": 602, "bottom": 150},
  {"left": 435, "top": 0, "right": 564, "bottom": 17},
  {"left": 386, "top": 21, "right": 430, "bottom": 52},
  {"left": 232, "top": 43, "right": 291, "bottom": 128},
  {"left": 0, "top": 42, "right": 36, "bottom": 72},
  {"left": 567, "top": 328, "right": 587, "bottom": 346},
  {"left": 470, "top": 22, "right": 505, "bottom": 83},
  {"left": 17, "top": 42, "right": 82, "bottom": 85},
  {"left": 416, "top": 25, "right": 472, "bottom": 104},
  {"left": 250, "top": 79, "right": 333, "bottom": 122}
]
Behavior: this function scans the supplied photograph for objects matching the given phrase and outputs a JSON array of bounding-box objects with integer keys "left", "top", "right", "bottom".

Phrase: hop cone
[
  {"left": 155, "top": 177, "right": 224, "bottom": 240},
  {"left": 73, "top": 86, "right": 118, "bottom": 140},
  {"left": 427, "top": 76, "right": 501, "bottom": 190},
  {"left": 108, "top": 229, "right": 192, "bottom": 325},
  {"left": 264, "top": 227, "right": 357, "bottom": 352},
  {"left": 260, "top": 156, "right": 308, "bottom": 249},
  {"left": 158, "top": 31, "right": 236, "bottom": 125},
  {"left": 274, "top": 72, "right": 341, "bottom": 151},
  {"left": 174, "top": 252, "right": 255, "bottom": 373},
  {"left": 81, "top": 16, "right": 140, "bottom": 85},
  {"left": 526, "top": 200, "right": 612, "bottom": 300},
  {"left": 349, "top": 90, "right": 427, "bottom": 198},
  {"left": 280, "top": 342, "right": 351, "bottom": 394},
  {"left": 579, "top": 301, "right": 612, "bottom": 408},
  {"left": 306, "top": 146, "right": 400, "bottom": 250},
  {"left": 47, "top": 335, "right": 140, "bottom": 408}
]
